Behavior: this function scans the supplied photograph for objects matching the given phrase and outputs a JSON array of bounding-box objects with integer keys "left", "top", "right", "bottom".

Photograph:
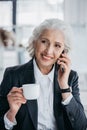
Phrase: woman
[{"left": 0, "top": 19, "right": 87, "bottom": 130}]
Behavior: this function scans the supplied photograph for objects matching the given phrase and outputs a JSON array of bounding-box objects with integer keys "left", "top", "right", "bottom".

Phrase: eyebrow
[
  {"left": 55, "top": 41, "right": 63, "bottom": 45},
  {"left": 40, "top": 37, "right": 64, "bottom": 45}
]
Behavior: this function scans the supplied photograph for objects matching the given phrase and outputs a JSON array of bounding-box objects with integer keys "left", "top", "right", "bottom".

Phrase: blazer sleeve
[
  {"left": 0, "top": 68, "right": 13, "bottom": 130},
  {"left": 63, "top": 71, "right": 87, "bottom": 130}
]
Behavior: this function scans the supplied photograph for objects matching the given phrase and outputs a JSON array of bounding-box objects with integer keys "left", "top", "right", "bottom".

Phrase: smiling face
[{"left": 34, "top": 29, "right": 65, "bottom": 74}]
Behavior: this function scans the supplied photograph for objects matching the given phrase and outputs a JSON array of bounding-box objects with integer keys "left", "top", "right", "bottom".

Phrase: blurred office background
[{"left": 0, "top": 0, "right": 87, "bottom": 115}]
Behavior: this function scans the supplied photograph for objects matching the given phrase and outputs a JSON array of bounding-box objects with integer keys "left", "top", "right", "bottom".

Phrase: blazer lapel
[
  {"left": 26, "top": 100, "right": 38, "bottom": 129},
  {"left": 54, "top": 64, "right": 65, "bottom": 130},
  {"left": 20, "top": 59, "right": 38, "bottom": 129}
]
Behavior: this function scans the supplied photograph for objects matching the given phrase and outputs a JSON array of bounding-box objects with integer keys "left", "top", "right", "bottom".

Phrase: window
[
  {"left": 17, "top": 0, "right": 64, "bottom": 26},
  {"left": 0, "top": 1, "right": 12, "bottom": 28},
  {"left": 16, "top": 0, "right": 64, "bottom": 46}
]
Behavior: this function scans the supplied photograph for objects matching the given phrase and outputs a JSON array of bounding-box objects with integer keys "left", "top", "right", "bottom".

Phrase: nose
[{"left": 45, "top": 46, "right": 53, "bottom": 54}]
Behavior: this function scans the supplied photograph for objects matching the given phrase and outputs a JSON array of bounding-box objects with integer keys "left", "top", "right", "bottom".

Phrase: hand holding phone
[
  {"left": 59, "top": 49, "right": 68, "bottom": 73},
  {"left": 57, "top": 49, "right": 71, "bottom": 89}
]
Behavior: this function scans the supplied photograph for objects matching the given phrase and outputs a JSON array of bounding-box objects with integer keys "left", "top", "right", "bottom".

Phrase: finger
[
  {"left": 58, "top": 60, "right": 71, "bottom": 68},
  {"left": 7, "top": 91, "right": 26, "bottom": 103},
  {"left": 60, "top": 54, "right": 69, "bottom": 61},
  {"left": 11, "top": 87, "right": 22, "bottom": 92},
  {"left": 7, "top": 92, "right": 26, "bottom": 101},
  {"left": 10, "top": 87, "right": 19, "bottom": 92},
  {"left": 8, "top": 96, "right": 26, "bottom": 104},
  {"left": 58, "top": 57, "right": 71, "bottom": 65},
  {"left": 8, "top": 91, "right": 23, "bottom": 99},
  {"left": 10, "top": 92, "right": 23, "bottom": 98},
  {"left": 12, "top": 98, "right": 26, "bottom": 104},
  {"left": 10, "top": 87, "right": 23, "bottom": 94},
  {"left": 58, "top": 62, "right": 66, "bottom": 68}
]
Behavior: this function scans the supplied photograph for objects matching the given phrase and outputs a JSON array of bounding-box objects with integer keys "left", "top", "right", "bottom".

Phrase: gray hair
[{"left": 27, "top": 18, "right": 73, "bottom": 57}]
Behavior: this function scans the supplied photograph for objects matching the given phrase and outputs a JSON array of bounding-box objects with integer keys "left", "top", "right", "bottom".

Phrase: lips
[{"left": 42, "top": 54, "right": 53, "bottom": 60}]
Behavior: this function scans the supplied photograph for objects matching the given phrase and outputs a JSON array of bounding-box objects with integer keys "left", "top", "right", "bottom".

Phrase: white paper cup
[{"left": 22, "top": 84, "right": 40, "bottom": 100}]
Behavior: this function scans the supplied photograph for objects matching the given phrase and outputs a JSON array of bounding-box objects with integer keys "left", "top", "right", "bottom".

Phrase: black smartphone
[{"left": 59, "top": 49, "right": 68, "bottom": 72}]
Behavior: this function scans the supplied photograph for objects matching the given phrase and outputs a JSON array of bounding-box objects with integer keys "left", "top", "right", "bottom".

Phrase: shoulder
[
  {"left": 69, "top": 70, "right": 78, "bottom": 80},
  {"left": 4, "top": 59, "right": 33, "bottom": 75},
  {"left": 68, "top": 70, "right": 79, "bottom": 87}
]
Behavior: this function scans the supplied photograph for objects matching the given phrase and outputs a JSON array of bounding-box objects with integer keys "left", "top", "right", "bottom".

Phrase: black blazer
[{"left": 0, "top": 59, "right": 87, "bottom": 130}]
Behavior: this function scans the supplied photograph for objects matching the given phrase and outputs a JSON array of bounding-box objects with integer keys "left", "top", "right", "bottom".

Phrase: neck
[
  {"left": 39, "top": 65, "right": 53, "bottom": 75},
  {"left": 35, "top": 59, "right": 53, "bottom": 75}
]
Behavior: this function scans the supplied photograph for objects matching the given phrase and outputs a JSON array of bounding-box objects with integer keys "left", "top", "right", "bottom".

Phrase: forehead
[{"left": 39, "top": 29, "right": 65, "bottom": 44}]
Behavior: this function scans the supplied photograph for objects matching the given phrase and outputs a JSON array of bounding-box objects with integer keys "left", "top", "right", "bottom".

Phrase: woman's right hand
[{"left": 6, "top": 87, "right": 26, "bottom": 122}]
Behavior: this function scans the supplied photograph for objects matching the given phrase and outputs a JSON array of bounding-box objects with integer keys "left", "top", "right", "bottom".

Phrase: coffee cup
[{"left": 22, "top": 84, "right": 40, "bottom": 100}]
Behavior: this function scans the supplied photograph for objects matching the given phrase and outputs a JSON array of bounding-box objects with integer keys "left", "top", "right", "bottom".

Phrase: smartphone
[{"left": 59, "top": 49, "right": 68, "bottom": 72}]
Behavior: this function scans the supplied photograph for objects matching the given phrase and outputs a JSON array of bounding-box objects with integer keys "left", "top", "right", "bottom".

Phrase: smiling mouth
[{"left": 42, "top": 54, "right": 53, "bottom": 60}]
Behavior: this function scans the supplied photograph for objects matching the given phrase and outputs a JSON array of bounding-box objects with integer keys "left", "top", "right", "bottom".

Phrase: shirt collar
[{"left": 33, "top": 59, "right": 54, "bottom": 83}]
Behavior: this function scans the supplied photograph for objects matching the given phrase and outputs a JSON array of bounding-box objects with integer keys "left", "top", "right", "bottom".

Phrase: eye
[
  {"left": 55, "top": 43, "right": 61, "bottom": 48},
  {"left": 41, "top": 39, "right": 47, "bottom": 43},
  {"left": 40, "top": 38, "right": 49, "bottom": 45}
]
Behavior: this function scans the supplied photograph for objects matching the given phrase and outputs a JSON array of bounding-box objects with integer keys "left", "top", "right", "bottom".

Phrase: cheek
[
  {"left": 37, "top": 45, "right": 45, "bottom": 53},
  {"left": 54, "top": 52, "right": 61, "bottom": 60},
  {"left": 55, "top": 55, "right": 59, "bottom": 60},
  {"left": 34, "top": 43, "right": 39, "bottom": 52},
  {"left": 34, "top": 45, "right": 43, "bottom": 56}
]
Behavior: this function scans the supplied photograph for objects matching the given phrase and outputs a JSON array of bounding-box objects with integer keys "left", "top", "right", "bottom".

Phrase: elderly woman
[{"left": 0, "top": 19, "right": 87, "bottom": 130}]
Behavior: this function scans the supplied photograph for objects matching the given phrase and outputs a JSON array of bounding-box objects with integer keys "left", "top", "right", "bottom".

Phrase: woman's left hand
[{"left": 57, "top": 53, "right": 71, "bottom": 89}]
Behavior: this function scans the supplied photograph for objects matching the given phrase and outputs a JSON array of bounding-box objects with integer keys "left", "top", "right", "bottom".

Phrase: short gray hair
[{"left": 27, "top": 18, "right": 73, "bottom": 57}]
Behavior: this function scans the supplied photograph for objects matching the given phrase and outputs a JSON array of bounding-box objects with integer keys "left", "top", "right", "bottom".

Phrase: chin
[
  {"left": 41, "top": 61, "right": 54, "bottom": 67},
  {"left": 36, "top": 56, "right": 55, "bottom": 67}
]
